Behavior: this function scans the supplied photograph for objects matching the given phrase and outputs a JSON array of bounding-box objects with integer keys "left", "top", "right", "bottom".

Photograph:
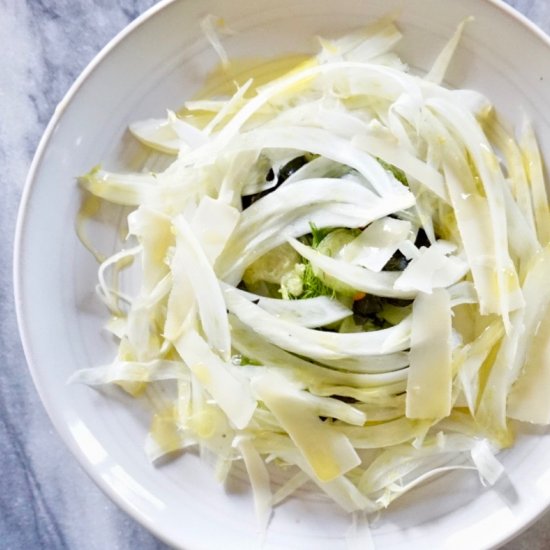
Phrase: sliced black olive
[
  {"left": 277, "top": 156, "right": 308, "bottom": 184},
  {"left": 379, "top": 228, "right": 432, "bottom": 271},
  {"left": 385, "top": 297, "right": 414, "bottom": 307},
  {"left": 333, "top": 395, "right": 359, "bottom": 404},
  {"left": 383, "top": 250, "right": 409, "bottom": 272},
  {"left": 353, "top": 295, "right": 384, "bottom": 318},
  {"left": 242, "top": 156, "right": 309, "bottom": 210},
  {"left": 415, "top": 227, "right": 431, "bottom": 248}
]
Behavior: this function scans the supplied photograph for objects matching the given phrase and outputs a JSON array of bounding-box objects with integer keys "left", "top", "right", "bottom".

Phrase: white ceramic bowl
[{"left": 15, "top": 0, "right": 550, "bottom": 548}]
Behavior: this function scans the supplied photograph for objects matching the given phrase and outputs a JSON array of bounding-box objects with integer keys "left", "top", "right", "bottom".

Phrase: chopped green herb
[
  {"left": 232, "top": 354, "right": 263, "bottom": 366},
  {"left": 309, "top": 222, "right": 334, "bottom": 248},
  {"left": 300, "top": 262, "right": 336, "bottom": 299}
]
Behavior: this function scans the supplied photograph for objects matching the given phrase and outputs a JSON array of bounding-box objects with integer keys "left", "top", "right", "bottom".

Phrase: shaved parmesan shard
[
  {"left": 252, "top": 372, "right": 361, "bottom": 482},
  {"left": 175, "top": 329, "right": 256, "bottom": 429},
  {"left": 394, "top": 241, "right": 469, "bottom": 293},
  {"left": 190, "top": 196, "right": 240, "bottom": 264},
  {"left": 507, "top": 311, "right": 550, "bottom": 424},
  {"left": 507, "top": 246, "right": 550, "bottom": 424},
  {"left": 406, "top": 289, "right": 452, "bottom": 419},
  {"left": 127, "top": 207, "right": 172, "bottom": 293},
  {"left": 340, "top": 217, "right": 412, "bottom": 272}
]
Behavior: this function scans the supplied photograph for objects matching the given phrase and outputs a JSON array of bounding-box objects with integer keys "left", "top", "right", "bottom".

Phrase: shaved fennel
[{"left": 72, "top": 16, "right": 550, "bottom": 534}]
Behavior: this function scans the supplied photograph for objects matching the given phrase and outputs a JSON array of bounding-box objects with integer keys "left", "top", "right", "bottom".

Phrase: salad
[{"left": 72, "top": 17, "right": 550, "bottom": 526}]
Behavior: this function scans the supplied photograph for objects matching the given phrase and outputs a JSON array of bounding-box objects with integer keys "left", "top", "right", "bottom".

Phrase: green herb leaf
[
  {"left": 300, "top": 262, "right": 336, "bottom": 299},
  {"left": 309, "top": 222, "right": 334, "bottom": 248},
  {"left": 376, "top": 158, "right": 408, "bottom": 186},
  {"left": 232, "top": 354, "right": 263, "bottom": 366}
]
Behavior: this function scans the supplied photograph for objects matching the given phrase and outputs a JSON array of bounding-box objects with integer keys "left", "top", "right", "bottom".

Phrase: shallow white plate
[{"left": 14, "top": 0, "right": 550, "bottom": 548}]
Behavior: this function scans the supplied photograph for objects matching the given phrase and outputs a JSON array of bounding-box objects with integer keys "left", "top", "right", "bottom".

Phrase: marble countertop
[{"left": 2, "top": 1, "right": 550, "bottom": 549}]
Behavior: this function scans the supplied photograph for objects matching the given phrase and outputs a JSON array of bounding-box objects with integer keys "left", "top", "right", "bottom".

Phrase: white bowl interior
[{"left": 15, "top": 0, "right": 550, "bottom": 548}]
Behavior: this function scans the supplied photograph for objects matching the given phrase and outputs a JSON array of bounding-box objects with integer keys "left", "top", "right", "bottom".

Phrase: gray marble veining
[
  {"left": 1, "top": 1, "right": 549, "bottom": 549},
  {"left": 2, "top": 3, "right": 166, "bottom": 549}
]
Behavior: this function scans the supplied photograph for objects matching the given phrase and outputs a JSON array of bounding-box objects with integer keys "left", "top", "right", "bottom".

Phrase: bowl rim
[
  {"left": 13, "top": 1, "right": 182, "bottom": 547},
  {"left": 12, "top": 0, "right": 550, "bottom": 548}
]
